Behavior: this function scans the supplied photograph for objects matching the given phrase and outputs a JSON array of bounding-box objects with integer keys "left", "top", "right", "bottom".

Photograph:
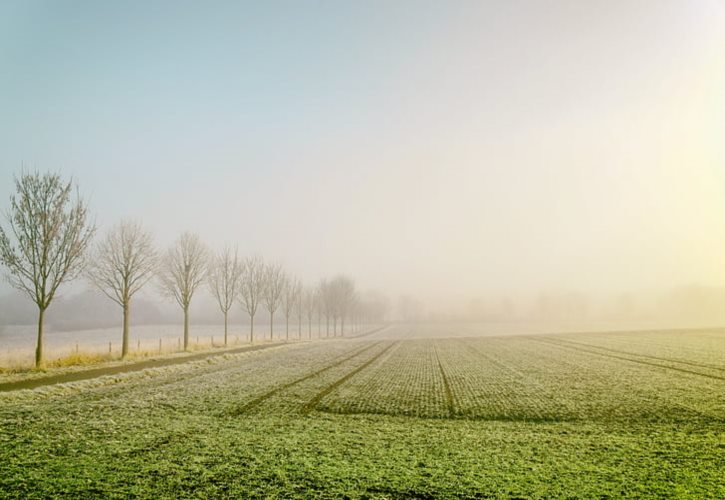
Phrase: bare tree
[
  {"left": 315, "top": 284, "right": 324, "bottom": 336},
  {"left": 207, "top": 246, "right": 242, "bottom": 346},
  {"left": 303, "top": 287, "right": 317, "bottom": 339},
  {"left": 262, "top": 262, "right": 286, "bottom": 341},
  {"left": 295, "top": 281, "right": 304, "bottom": 339},
  {"left": 239, "top": 255, "right": 264, "bottom": 343},
  {"left": 348, "top": 292, "right": 360, "bottom": 333},
  {"left": 87, "top": 220, "right": 156, "bottom": 358},
  {"left": 330, "top": 275, "right": 356, "bottom": 336},
  {"left": 319, "top": 279, "right": 333, "bottom": 337},
  {"left": 0, "top": 172, "right": 95, "bottom": 367},
  {"left": 158, "top": 232, "right": 208, "bottom": 350},
  {"left": 281, "top": 276, "right": 301, "bottom": 341}
]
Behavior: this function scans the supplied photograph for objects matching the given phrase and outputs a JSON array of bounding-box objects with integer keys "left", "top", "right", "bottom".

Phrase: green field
[{"left": 1, "top": 325, "right": 723, "bottom": 498}]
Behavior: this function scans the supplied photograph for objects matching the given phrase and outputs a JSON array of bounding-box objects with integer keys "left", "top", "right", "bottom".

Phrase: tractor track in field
[
  {"left": 347, "top": 325, "right": 390, "bottom": 339},
  {"left": 101, "top": 340, "right": 394, "bottom": 458},
  {"left": 227, "top": 341, "right": 384, "bottom": 416},
  {"left": 532, "top": 337, "right": 725, "bottom": 381},
  {"left": 0, "top": 342, "right": 287, "bottom": 392},
  {"left": 0, "top": 326, "right": 394, "bottom": 394},
  {"left": 432, "top": 342, "right": 456, "bottom": 418},
  {"left": 547, "top": 337, "right": 725, "bottom": 372},
  {"left": 301, "top": 341, "right": 400, "bottom": 414}
]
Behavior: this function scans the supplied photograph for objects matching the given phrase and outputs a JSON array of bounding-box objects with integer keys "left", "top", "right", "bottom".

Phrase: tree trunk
[
  {"left": 286, "top": 316, "right": 289, "bottom": 341},
  {"left": 183, "top": 307, "right": 189, "bottom": 350},
  {"left": 35, "top": 307, "right": 45, "bottom": 368},
  {"left": 122, "top": 302, "right": 130, "bottom": 358},
  {"left": 326, "top": 317, "right": 329, "bottom": 337},
  {"left": 333, "top": 317, "right": 337, "bottom": 336},
  {"left": 341, "top": 317, "right": 345, "bottom": 336},
  {"left": 270, "top": 311, "right": 274, "bottom": 341},
  {"left": 308, "top": 317, "right": 312, "bottom": 339},
  {"left": 250, "top": 314, "right": 254, "bottom": 344},
  {"left": 224, "top": 311, "right": 228, "bottom": 346},
  {"left": 298, "top": 316, "right": 302, "bottom": 339}
]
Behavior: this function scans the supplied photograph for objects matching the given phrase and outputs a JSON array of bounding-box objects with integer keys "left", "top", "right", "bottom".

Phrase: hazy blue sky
[{"left": 1, "top": 1, "right": 724, "bottom": 305}]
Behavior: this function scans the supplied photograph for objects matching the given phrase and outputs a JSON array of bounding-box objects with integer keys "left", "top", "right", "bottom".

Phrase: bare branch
[
  {"left": 87, "top": 220, "right": 157, "bottom": 307},
  {"left": 239, "top": 255, "right": 264, "bottom": 318},
  {"left": 157, "top": 232, "right": 208, "bottom": 310},
  {"left": 282, "top": 276, "right": 301, "bottom": 320},
  {"left": 262, "top": 262, "right": 286, "bottom": 316},
  {"left": 0, "top": 171, "right": 95, "bottom": 366},
  {"left": 208, "top": 245, "right": 242, "bottom": 315}
]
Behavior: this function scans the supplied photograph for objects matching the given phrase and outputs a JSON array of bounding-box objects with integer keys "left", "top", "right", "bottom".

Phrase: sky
[{"left": 1, "top": 0, "right": 724, "bottom": 310}]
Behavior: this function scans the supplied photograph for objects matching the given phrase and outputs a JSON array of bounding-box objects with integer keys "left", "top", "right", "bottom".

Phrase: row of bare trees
[
  {"left": 95, "top": 229, "right": 374, "bottom": 356},
  {"left": 0, "top": 171, "right": 387, "bottom": 367}
]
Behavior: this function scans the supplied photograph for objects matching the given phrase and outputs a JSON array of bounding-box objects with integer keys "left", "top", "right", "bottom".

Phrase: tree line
[{"left": 0, "top": 171, "right": 387, "bottom": 367}]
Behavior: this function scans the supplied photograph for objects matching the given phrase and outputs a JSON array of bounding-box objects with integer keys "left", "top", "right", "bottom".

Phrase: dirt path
[
  {"left": 0, "top": 326, "right": 391, "bottom": 393},
  {"left": 0, "top": 342, "right": 285, "bottom": 392}
]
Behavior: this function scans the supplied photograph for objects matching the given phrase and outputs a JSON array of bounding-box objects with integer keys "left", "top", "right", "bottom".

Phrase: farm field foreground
[{"left": 1, "top": 324, "right": 723, "bottom": 498}]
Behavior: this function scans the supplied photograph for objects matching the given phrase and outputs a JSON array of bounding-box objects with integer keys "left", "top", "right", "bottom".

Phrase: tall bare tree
[
  {"left": 281, "top": 276, "right": 301, "bottom": 341},
  {"left": 0, "top": 172, "right": 95, "bottom": 367},
  {"left": 262, "top": 262, "right": 286, "bottom": 341},
  {"left": 295, "top": 281, "right": 304, "bottom": 339},
  {"left": 158, "top": 232, "right": 208, "bottom": 350},
  {"left": 87, "top": 220, "right": 156, "bottom": 358},
  {"left": 303, "top": 287, "right": 317, "bottom": 339},
  {"left": 207, "top": 246, "right": 242, "bottom": 346},
  {"left": 330, "top": 275, "right": 356, "bottom": 336},
  {"left": 315, "top": 284, "right": 324, "bottom": 336},
  {"left": 319, "top": 279, "right": 333, "bottom": 337},
  {"left": 239, "top": 255, "right": 264, "bottom": 343}
]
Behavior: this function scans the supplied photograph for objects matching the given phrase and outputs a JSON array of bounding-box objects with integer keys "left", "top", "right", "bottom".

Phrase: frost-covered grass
[
  {"left": 314, "top": 331, "right": 725, "bottom": 424},
  {"left": 0, "top": 326, "right": 723, "bottom": 497}
]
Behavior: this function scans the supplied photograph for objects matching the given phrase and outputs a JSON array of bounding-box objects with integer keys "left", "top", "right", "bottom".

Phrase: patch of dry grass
[{"left": 45, "top": 351, "right": 115, "bottom": 368}]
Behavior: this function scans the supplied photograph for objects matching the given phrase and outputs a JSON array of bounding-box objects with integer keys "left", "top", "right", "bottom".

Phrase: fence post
[{"left": 159, "top": 338, "right": 162, "bottom": 354}]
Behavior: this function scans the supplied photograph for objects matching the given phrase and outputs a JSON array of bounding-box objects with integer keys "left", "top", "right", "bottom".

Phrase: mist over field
[
  {"left": 1, "top": 1, "right": 724, "bottom": 498},
  {"left": 1, "top": 0, "right": 724, "bottom": 334}
]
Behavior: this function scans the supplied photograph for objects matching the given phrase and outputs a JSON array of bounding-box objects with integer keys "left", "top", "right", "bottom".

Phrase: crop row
[
  {"left": 316, "top": 340, "right": 451, "bottom": 418},
  {"left": 551, "top": 330, "right": 725, "bottom": 371},
  {"left": 309, "top": 334, "right": 724, "bottom": 423},
  {"left": 3, "top": 330, "right": 723, "bottom": 428},
  {"left": 478, "top": 336, "right": 724, "bottom": 422}
]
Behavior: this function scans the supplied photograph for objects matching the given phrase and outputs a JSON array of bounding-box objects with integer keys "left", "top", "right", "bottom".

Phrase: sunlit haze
[
  {"left": 1, "top": 0, "right": 724, "bottom": 321},
  {"left": 2, "top": 3, "right": 725, "bottom": 497}
]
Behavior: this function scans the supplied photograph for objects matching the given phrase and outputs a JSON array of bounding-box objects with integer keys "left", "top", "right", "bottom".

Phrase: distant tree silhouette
[
  {"left": 88, "top": 220, "right": 156, "bottom": 357},
  {"left": 282, "top": 276, "right": 301, "bottom": 341},
  {"left": 262, "top": 262, "right": 286, "bottom": 341},
  {"left": 158, "top": 232, "right": 208, "bottom": 350},
  {"left": 239, "top": 255, "right": 265, "bottom": 343},
  {"left": 207, "top": 246, "right": 242, "bottom": 346}
]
